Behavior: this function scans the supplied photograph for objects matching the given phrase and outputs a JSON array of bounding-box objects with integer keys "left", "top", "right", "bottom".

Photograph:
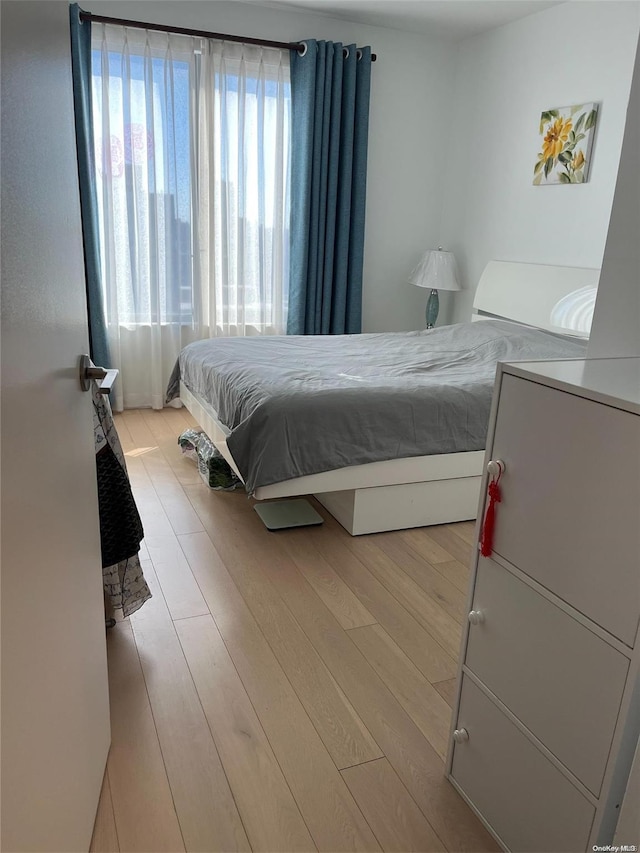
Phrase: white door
[
  {"left": 490, "top": 373, "right": 640, "bottom": 646},
  {"left": 1, "top": 2, "right": 111, "bottom": 851},
  {"left": 615, "top": 734, "right": 640, "bottom": 843}
]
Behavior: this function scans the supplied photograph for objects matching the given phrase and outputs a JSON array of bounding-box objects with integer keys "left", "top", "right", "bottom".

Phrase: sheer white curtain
[
  {"left": 196, "top": 41, "right": 291, "bottom": 337},
  {"left": 91, "top": 25, "right": 290, "bottom": 410}
]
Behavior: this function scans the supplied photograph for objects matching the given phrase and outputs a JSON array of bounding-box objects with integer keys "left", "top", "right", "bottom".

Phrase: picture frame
[{"left": 533, "top": 103, "right": 598, "bottom": 185}]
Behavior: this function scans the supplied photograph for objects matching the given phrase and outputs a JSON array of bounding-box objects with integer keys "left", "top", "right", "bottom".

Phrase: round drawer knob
[
  {"left": 487, "top": 459, "right": 504, "bottom": 477},
  {"left": 468, "top": 610, "right": 485, "bottom": 625},
  {"left": 453, "top": 728, "right": 469, "bottom": 744}
]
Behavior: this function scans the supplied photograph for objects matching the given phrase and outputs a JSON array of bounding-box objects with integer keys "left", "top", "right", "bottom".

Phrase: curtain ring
[
  {"left": 343, "top": 47, "right": 349, "bottom": 59},
  {"left": 356, "top": 48, "right": 363, "bottom": 60},
  {"left": 298, "top": 41, "right": 308, "bottom": 57}
]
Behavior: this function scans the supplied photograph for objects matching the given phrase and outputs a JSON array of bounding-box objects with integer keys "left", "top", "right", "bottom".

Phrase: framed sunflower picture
[{"left": 533, "top": 103, "right": 599, "bottom": 185}]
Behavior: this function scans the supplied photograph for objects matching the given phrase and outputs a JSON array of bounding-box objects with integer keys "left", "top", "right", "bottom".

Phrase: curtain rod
[{"left": 79, "top": 12, "right": 377, "bottom": 61}]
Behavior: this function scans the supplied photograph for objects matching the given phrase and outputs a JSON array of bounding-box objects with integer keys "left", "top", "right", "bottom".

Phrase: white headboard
[{"left": 473, "top": 261, "right": 600, "bottom": 337}]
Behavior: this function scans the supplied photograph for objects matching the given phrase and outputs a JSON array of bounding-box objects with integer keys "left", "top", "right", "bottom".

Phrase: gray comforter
[{"left": 167, "top": 320, "right": 587, "bottom": 494}]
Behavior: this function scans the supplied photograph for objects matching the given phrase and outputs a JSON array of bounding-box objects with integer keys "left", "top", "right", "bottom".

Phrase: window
[
  {"left": 92, "top": 46, "right": 194, "bottom": 325},
  {"left": 90, "top": 25, "right": 290, "bottom": 407}
]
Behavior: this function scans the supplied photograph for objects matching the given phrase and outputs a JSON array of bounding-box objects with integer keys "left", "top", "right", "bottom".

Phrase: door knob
[
  {"left": 468, "top": 610, "right": 485, "bottom": 625},
  {"left": 487, "top": 459, "right": 504, "bottom": 477},
  {"left": 453, "top": 728, "right": 469, "bottom": 743},
  {"left": 79, "top": 354, "right": 119, "bottom": 395}
]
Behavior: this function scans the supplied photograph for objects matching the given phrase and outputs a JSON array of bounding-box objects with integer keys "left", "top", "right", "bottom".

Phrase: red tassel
[{"left": 480, "top": 475, "right": 502, "bottom": 557}]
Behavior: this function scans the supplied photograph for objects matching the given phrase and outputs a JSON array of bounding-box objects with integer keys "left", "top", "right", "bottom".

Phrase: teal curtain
[
  {"left": 287, "top": 40, "right": 372, "bottom": 335},
  {"left": 69, "top": 3, "right": 110, "bottom": 368}
]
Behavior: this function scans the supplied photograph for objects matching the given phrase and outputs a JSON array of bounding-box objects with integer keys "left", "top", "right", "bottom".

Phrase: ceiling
[{"left": 257, "top": 0, "right": 564, "bottom": 41}]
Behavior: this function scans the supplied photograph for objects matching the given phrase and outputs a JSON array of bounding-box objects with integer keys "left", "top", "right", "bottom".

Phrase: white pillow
[{"left": 550, "top": 285, "right": 597, "bottom": 334}]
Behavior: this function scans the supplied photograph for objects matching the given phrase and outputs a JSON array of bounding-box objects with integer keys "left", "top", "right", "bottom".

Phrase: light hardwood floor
[{"left": 91, "top": 408, "right": 499, "bottom": 853}]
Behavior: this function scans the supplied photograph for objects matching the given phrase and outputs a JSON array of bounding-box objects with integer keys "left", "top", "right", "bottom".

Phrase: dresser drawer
[
  {"left": 490, "top": 374, "right": 640, "bottom": 646},
  {"left": 466, "top": 557, "right": 629, "bottom": 795},
  {"left": 451, "top": 676, "right": 595, "bottom": 852}
]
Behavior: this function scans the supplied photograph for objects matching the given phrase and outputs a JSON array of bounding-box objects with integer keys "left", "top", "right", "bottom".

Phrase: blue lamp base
[{"left": 426, "top": 289, "right": 439, "bottom": 329}]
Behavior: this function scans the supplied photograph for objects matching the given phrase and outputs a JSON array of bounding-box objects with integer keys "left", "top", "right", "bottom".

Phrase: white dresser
[{"left": 447, "top": 357, "right": 640, "bottom": 853}]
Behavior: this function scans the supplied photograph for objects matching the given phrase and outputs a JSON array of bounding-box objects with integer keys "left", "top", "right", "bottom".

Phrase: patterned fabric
[{"left": 93, "top": 383, "right": 151, "bottom": 617}]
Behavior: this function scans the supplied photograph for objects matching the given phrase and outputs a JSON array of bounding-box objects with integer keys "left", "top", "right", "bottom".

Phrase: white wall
[
  {"left": 83, "top": 0, "right": 457, "bottom": 332},
  {"left": 588, "top": 35, "right": 640, "bottom": 357},
  {"left": 439, "top": 1, "right": 640, "bottom": 325}
]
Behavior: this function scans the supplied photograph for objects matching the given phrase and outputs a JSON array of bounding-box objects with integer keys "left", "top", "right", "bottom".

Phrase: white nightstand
[{"left": 447, "top": 357, "right": 640, "bottom": 852}]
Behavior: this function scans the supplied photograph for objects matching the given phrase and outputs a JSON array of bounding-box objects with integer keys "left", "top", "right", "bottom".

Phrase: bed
[{"left": 167, "top": 261, "right": 599, "bottom": 534}]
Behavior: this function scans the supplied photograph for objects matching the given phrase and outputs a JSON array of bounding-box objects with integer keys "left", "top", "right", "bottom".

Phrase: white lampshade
[{"left": 409, "top": 248, "right": 460, "bottom": 291}]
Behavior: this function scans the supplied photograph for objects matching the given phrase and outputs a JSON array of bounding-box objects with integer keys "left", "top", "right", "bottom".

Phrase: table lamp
[{"left": 409, "top": 247, "right": 460, "bottom": 328}]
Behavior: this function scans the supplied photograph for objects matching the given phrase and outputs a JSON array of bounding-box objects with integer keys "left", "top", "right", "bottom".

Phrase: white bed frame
[{"left": 180, "top": 261, "right": 600, "bottom": 535}]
